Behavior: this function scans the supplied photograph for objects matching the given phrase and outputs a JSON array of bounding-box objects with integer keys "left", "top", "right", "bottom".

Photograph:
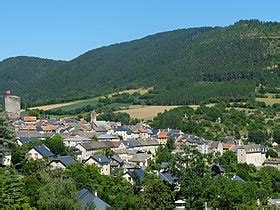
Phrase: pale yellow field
[
  {"left": 116, "top": 105, "right": 180, "bottom": 120},
  {"left": 117, "top": 103, "right": 215, "bottom": 120}
]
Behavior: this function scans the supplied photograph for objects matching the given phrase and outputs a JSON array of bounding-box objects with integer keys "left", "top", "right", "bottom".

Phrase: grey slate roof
[
  {"left": 33, "top": 145, "right": 54, "bottom": 157},
  {"left": 18, "top": 137, "right": 39, "bottom": 144},
  {"left": 238, "top": 144, "right": 267, "bottom": 154},
  {"left": 129, "top": 153, "right": 152, "bottom": 163},
  {"left": 97, "top": 134, "right": 119, "bottom": 140},
  {"left": 91, "top": 155, "right": 109, "bottom": 165},
  {"left": 80, "top": 141, "right": 108, "bottom": 151},
  {"left": 123, "top": 138, "right": 160, "bottom": 149},
  {"left": 114, "top": 126, "right": 133, "bottom": 134},
  {"left": 111, "top": 155, "right": 123, "bottom": 164},
  {"left": 123, "top": 139, "right": 141, "bottom": 148},
  {"left": 77, "top": 188, "right": 110, "bottom": 210},
  {"left": 52, "top": 156, "right": 75, "bottom": 167},
  {"left": 159, "top": 172, "right": 178, "bottom": 184},
  {"left": 126, "top": 168, "right": 145, "bottom": 180}
]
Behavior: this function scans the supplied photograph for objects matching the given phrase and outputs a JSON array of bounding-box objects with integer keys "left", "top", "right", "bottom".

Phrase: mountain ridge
[{"left": 0, "top": 19, "right": 279, "bottom": 107}]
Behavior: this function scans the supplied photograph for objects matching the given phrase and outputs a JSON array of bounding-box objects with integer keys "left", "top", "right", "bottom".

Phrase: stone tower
[
  {"left": 90, "top": 110, "right": 97, "bottom": 123},
  {"left": 4, "top": 90, "right": 21, "bottom": 118}
]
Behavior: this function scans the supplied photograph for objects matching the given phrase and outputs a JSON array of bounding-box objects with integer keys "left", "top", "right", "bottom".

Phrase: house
[
  {"left": 123, "top": 138, "right": 160, "bottom": 155},
  {"left": 222, "top": 143, "right": 236, "bottom": 153},
  {"left": 77, "top": 188, "right": 110, "bottom": 210},
  {"left": 159, "top": 171, "right": 178, "bottom": 185},
  {"left": 17, "top": 136, "right": 40, "bottom": 146},
  {"left": 21, "top": 124, "right": 36, "bottom": 131},
  {"left": 97, "top": 134, "right": 119, "bottom": 141},
  {"left": 114, "top": 148, "right": 138, "bottom": 161},
  {"left": 110, "top": 125, "right": 136, "bottom": 140},
  {"left": 138, "top": 127, "right": 150, "bottom": 139},
  {"left": 129, "top": 153, "right": 152, "bottom": 167},
  {"left": 184, "top": 135, "right": 209, "bottom": 154},
  {"left": 75, "top": 142, "right": 109, "bottom": 160},
  {"left": 27, "top": 144, "right": 54, "bottom": 160},
  {"left": 123, "top": 167, "right": 145, "bottom": 184},
  {"left": 263, "top": 158, "right": 280, "bottom": 170},
  {"left": 50, "top": 155, "right": 75, "bottom": 170},
  {"left": 207, "top": 141, "right": 223, "bottom": 155},
  {"left": 237, "top": 144, "right": 267, "bottom": 167},
  {"left": 63, "top": 136, "right": 92, "bottom": 147},
  {"left": 90, "top": 111, "right": 112, "bottom": 133},
  {"left": 110, "top": 155, "right": 123, "bottom": 168},
  {"left": 157, "top": 131, "right": 168, "bottom": 144},
  {"left": 84, "top": 155, "right": 110, "bottom": 175},
  {"left": 23, "top": 116, "right": 37, "bottom": 123},
  {"left": 0, "top": 146, "right": 11, "bottom": 166},
  {"left": 40, "top": 124, "right": 57, "bottom": 133}
]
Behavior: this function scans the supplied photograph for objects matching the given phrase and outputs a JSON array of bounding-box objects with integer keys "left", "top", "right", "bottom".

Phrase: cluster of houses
[
  {"left": 1, "top": 110, "right": 280, "bottom": 208},
  {"left": 1, "top": 110, "right": 280, "bottom": 171}
]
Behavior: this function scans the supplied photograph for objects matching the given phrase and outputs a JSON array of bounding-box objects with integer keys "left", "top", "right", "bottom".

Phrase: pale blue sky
[{"left": 1, "top": 0, "right": 279, "bottom": 61}]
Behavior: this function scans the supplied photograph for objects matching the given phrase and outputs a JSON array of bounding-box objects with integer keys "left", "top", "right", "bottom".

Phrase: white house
[
  {"left": 84, "top": 155, "right": 110, "bottom": 175},
  {"left": 75, "top": 141, "right": 110, "bottom": 160},
  {"left": 129, "top": 153, "right": 152, "bottom": 167},
  {"left": 237, "top": 144, "right": 267, "bottom": 167},
  {"left": 122, "top": 168, "right": 145, "bottom": 185},
  {"left": 110, "top": 126, "right": 139, "bottom": 140},
  {"left": 27, "top": 144, "right": 55, "bottom": 160},
  {"left": 122, "top": 138, "right": 160, "bottom": 155},
  {"left": 50, "top": 155, "right": 75, "bottom": 170},
  {"left": 63, "top": 136, "right": 92, "bottom": 147}
]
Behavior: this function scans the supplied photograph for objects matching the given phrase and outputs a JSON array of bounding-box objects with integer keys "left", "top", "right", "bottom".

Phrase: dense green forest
[{"left": 0, "top": 20, "right": 279, "bottom": 107}]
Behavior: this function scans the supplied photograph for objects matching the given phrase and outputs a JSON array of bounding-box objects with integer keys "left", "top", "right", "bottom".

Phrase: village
[{"left": 1, "top": 91, "right": 280, "bottom": 209}]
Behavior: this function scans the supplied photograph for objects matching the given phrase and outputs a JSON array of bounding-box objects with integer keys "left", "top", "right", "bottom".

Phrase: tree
[
  {"left": 155, "top": 145, "right": 172, "bottom": 164},
  {"left": 37, "top": 177, "right": 81, "bottom": 209},
  {"left": 140, "top": 174, "right": 174, "bottom": 209},
  {"left": 44, "top": 134, "right": 67, "bottom": 155},
  {"left": 171, "top": 145, "right": 209, "bottom": 208},
  {"left": 257, "top": 166, "right": 280, "bottom": 195},
  {"left": 0, "top": 169, "right": 31, "bottom": 208},
  {"left": 266, "top": 149, "right": 278, "bottom": 158},
  {"left": 272, "top": 127, "right": 280, "bottom": 144},
  {"left": 217, "top": 151, "right": 237, "bottom": 172},
  {"left": 202, "top": 176, "right": 258, "bottom": 208},
  {"left": 166, "top": 138, "right": 175, "bottom": 151},
  {"left": 248, "top": 130, "right": 268, "bottom": 144}
]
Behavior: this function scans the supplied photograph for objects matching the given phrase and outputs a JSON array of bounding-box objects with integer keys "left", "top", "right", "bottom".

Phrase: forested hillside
[{"left": 0, "top": 20, "right": 279, "bottom": 106}]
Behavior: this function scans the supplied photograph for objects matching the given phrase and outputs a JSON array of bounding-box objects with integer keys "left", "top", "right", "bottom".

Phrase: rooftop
[
  {"left": 52, "top": 155, "right": 75, "bottom": 167},
  {"left": 33, "top": 144, "right": 54, "bottom": 157},
  {"left": 77, "top": 188, "right": 110, "bottom": 210}
]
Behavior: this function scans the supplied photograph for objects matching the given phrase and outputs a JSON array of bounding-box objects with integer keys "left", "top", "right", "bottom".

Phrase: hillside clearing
[
  {"left": 30, "top": 87, "right": 152, "bottom": 111},
  {"left": 116, "top": 104, "right": 215, "bottom": 120},
  {"left": 116, "top": 105, "right": 180, "bottom": 120}
]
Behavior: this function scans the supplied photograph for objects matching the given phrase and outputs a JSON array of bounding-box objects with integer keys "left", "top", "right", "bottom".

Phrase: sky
[{"left": 1, "top": 0, "right": 279, "bottom": 61}]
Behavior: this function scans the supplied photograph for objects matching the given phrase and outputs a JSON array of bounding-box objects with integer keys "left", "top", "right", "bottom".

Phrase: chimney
[{"left": 94, "top": 191, "right": 98, "bottom": 197}]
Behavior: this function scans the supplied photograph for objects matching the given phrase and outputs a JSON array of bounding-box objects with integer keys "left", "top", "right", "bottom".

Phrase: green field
[{"left": 30, "top": 87, "right": 151, "bottom": 111}]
